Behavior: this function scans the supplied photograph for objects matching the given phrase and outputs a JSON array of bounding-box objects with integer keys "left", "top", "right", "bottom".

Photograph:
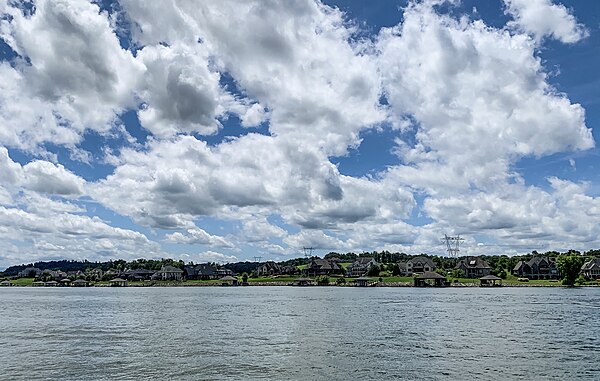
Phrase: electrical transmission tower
[
  {"left": 442, "top": 234, "right": 464, "bottom": 257},
  {"left": 253, "top": 256, "right": 262, "bottom": 262},
  {"left": 303, "top": 247, "right": 314, "bottom": 259}
]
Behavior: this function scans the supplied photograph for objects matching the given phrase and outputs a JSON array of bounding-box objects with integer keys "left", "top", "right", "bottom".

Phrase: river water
[{"left": 1, "top": 286, "right": 599, "bottom": 380}]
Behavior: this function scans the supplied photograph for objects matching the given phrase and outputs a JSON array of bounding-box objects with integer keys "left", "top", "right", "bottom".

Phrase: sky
[{"left": 0, "top": 0, "right": 599, "bottom": 269}]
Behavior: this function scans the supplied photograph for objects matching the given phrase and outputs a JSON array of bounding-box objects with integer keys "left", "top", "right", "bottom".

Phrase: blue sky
[{"left": 0, "top": 0, "right": 599, "bottom": 269}]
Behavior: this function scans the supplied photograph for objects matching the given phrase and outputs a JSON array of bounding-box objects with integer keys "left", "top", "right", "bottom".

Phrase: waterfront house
[
  {"left": 581, "top": 258, "right": 600, "bottom": 279},
  {"left": 396, "top": 262, "right": 408, "bottom": 276},
  {"left": 346, "top": 257, "right": 379, "bottom": 277},
  {"left": 406, "top": 256, "right": 436, "bottom": 274},
  {"left": 456, "top": 257, "right": 492, "bottom": 278},
  {"left": 414, "top": 271, "right": 447, "bottom": 287},
  {"left": 512, "top": 257, "right": 559, "bottom": 280},
  {"left": 215, "top": 268, "right": 234, "bottom": 278},
  {"left": 256, "top": 261, "right": 283, "bottom": 276},
  {"left": 304, "top": 259, "right": 343, "bottom": 277},
  {"left": 184, "top": 263, "right": 217, "bottom": 280},
  {"left": 126, "top": 268, "right": 155, "bottom": 281},
  {"left": 18, "top": 267, "right": 42, "bottom": 278},
  {"left": 157, "top": 266, "right": 184, "bottom": 281},
  {"left": 42, "top": 270, "right": 68, "bottom": 281},
  {"left": 480, "top": 275, "right": 502, "bottom": 287},
  {"left": 109, "top": 278, "right": 128, "bottom": 287}
]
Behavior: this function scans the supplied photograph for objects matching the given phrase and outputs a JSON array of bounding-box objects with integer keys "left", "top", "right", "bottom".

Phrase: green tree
[
  {"left": 556, "top": 255, "right": 584, "bottom": 286},
  {"left": 316, "top": 275, "right": 330, "bottom": 285},
  {"left": 336, "top": 277, "right": 346, "bottom": 285},
  {"left": 367, "top": 265, "right": 380, "bottom": 277},
  {"left": 242, "top": 273, "right": 249, "bottom": 283},
  {"left": 449, "top": 269, "right": 464, "bottom": 279}
]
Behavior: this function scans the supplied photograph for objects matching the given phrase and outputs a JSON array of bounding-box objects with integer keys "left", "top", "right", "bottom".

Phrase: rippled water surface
[{"left": 1, "top": 287, "right": 599, "bottom": 380}]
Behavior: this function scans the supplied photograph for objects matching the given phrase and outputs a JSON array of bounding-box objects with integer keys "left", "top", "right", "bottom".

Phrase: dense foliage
[{"left": 2, "top": 249, "right": 598, "bottom": 279}]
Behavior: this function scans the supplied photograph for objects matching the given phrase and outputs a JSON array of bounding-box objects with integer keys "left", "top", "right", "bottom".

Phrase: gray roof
[
  {"left": 219, "top": 276, "right": 238, "bottom": 281},
  {"left": 354, "top": 257, "right": 375, "bottom": 265},
  {"left": 161, "top": 265, "right": 183, "bottom": 273},
  {"left": 582, "top": 257, "right": 600, "bottom": 270},
  {"left": 417, "top": 271, "right": 446, "bottom": 279},
  {"left": 457, "top": 256, "right": 491, "bottom": 269},
  {"left": 480, "top": 275, "right": 502, "bottom": 280},
  {"left": 408, "top": 256, "right": 436, "bottom": 268},
  {"left": 110, "top": 278, "right": 127, "bottom": 282},
  {"left": 513, "top": 260, "right": 526, "bottom": 271}
]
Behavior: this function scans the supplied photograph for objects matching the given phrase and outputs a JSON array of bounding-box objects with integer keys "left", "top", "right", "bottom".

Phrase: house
[
  {"left": 581, "top": 258, "right": 600, "bottom": 279},
  {"left": 184, "top": 263, "right": 216, "bottom": 280},
  {"left": 42, "top": 270, "right": 68, "bottom": 281},
  {"left": 18, "top": 267, "right": 42, "bottom": 278},
  {"left": 513, "top": 256, "right": 559, "bottom": 280},
  {"left": 456, "top": 257, "right": 492, "bottom": 278},
  {"left": 406, "top": 256, "right": 436, "bottom": 274},
  {"left": 304, "top": 258, "right": 343, "bottom": 276},
  {"left": 125, "top": 268, "right": 155, "bottom": 281},
  {"left": 396, "top": 262, "right": 408, "bottom": 276},
  {"left": 256, "top": 261, "right": 283, "bottom": 276},
  {"left": 215, "top": 268, "right": 234, "bottom": 278},
  {"left": 156, "top": 266, "right": 184, "bottom": 281},
  {"left": 346, "top": 257, "right": 379, "bottom": 277}
]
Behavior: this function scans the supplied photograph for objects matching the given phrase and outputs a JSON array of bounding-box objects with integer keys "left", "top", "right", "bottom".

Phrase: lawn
[{"left": 9, "top": 278, "right": 34, "bottom": 286}]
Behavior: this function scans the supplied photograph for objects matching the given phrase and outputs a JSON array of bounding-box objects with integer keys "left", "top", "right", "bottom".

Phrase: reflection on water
[{"left": 1, "top": 287, "right": 599, "bottom": 380}]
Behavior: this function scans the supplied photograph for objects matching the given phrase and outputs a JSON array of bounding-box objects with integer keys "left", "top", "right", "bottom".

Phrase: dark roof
[
  {"left": 408, "top": 256, "right": 436, "bottom": 268},
  {"left": 417, "top": 271, "right": 446, "bottom": 279},
  {"left": 480, "top": 275, "right": 502, "bottom": 280},
  {"left": 308, "top": 259, "right": 341, "bottom": 271},
  {"left": 354, "top": 257, "right": 375, "bottom": 265},
  {"left": 258, "top": 262, "right": 282, "bottom": 271},
  {"left": 161, "top": 266, "right": 183, "bottom": 273},
  {"left": 513, "top": 260, "right": 526, "bottom": 271},
  {"left": 457, "top": 256, "right": 491, "bottom": 269},
  {"left": 131, "top": 269, "right": 155, "bottom": 275},
  {"left": 582, "top": 258, "right": 600, "bottom": 270},
  {"left": 195, "top": 264, "right": 216, "bottom": 275},
  {"left": 527, "top": 256, "right": 554, "bottom": 267}
]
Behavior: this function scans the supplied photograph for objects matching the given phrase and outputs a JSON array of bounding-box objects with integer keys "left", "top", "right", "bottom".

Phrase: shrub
[{"left": 316, "top": 275, "right": 330, "bottom": 285}]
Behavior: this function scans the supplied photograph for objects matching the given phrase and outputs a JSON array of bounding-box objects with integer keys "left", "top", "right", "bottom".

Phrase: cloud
[
  {"left": 0, "top": 146, "right": 85, "bottom": 195},
  {"left": 136, "top": 43, "right": 222, "bottom": 137},
  {"left": 378, "top": 1, "right": 593, "bottom": 196},
  {"left": 0, "top": 0, "right": 144, "bottom": 151},
  {"left": 504, "top": 0, "right": 589, "bottom": 44},
  {"left": 193, "top": 250, "right": 238, "bottom": 264},
  {"left": 165, "top": 227, "right": 235, "bottom": 248}
]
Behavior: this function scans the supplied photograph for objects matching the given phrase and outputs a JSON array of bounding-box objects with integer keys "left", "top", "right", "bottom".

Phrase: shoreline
[{"left": 2, "top": 282, "right": 599, "bottom": 288}]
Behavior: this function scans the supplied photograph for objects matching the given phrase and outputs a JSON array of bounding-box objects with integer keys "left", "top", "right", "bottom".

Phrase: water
[{"left": 1, "top": 287, "right": 599, "bottom": 380}]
